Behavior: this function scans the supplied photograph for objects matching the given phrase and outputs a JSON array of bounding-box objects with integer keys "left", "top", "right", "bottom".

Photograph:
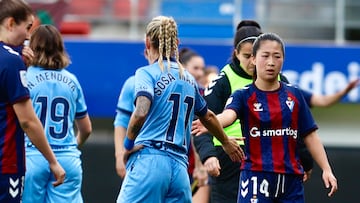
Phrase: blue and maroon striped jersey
[
  {"left": 0, "top": 42, "right": 30, "bottom": 175},
  {"left": 225, "top": 82, "right": 318, "bottom": 175}
]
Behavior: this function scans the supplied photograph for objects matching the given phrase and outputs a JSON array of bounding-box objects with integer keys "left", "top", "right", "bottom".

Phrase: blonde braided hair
[{"left": 146, "top": 16, "right": 184, "bottom": 76}]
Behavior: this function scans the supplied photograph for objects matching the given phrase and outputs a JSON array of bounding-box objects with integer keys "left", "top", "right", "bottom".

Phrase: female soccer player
[
  {"left": 192, "top": 33, "right": 338, "bottom": 203},
  {"left": 116, "top": 15, "right": 244, "bottom": 203},
  {"left": 22, "top": 25, "right": 92, "bottom": 203},
  {"left": 0, "top": 1, "right": 65, "bottom": 202}
]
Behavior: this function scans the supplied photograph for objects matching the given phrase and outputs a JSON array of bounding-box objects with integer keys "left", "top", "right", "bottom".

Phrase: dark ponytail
[{"left": 236, "top": 20, "right": 261, "bottom": 31}]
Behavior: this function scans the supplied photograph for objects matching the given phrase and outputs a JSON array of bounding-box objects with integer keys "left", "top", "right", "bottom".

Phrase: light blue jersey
[
  {"left": 24, "top": 66, "right": 88, "bottom": 153},
  {"left": 23, "top": 66, "right": 88, "bottom": 203},
  {"left": 117, "top": 60, "right": 208, "bottom": 203},
  {"left": 113, "top": 76, "right": 135, "bottom": 128},
  {"left": 134, "top": 61, "right": 207, "bottom": 166}
]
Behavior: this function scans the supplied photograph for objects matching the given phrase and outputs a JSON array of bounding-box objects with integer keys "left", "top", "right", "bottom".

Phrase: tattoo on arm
[
  {"left": 129, "top": 96, "right": 151, "bottom": 138},
  {"left": 135, "top": 96, "right": 151, "bottom": 117}
]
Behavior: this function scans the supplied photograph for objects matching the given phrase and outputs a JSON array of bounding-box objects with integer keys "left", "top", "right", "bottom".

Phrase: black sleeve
[
  {"left": 298, "top": 138, "right": 314, "bottom": 172},
  {"left": 204, "top": 72, "right": 231, "bottom": 114},
  {"left": 193, "top": 133, "right": 217, "bottom": 164}
]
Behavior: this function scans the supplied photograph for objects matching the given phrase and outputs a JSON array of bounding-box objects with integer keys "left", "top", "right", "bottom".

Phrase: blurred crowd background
[{"left": 28, "top": 0, "right": 360, "bottom": 42}]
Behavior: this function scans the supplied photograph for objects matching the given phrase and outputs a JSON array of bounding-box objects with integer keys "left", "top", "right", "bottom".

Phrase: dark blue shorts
[
  {"left": 238, "top": 170, "right": 304, "bottom": 203},
  {"left": 0, "top": 174, "right": 24, "bottom": 203}
]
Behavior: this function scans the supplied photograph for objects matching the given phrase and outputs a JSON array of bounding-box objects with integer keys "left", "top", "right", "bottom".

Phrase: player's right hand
[
  {"left": 123, "top": 145, "right": 144, "bottom": 165},
  {"left": 49, "top": 162, "right": 66, "bottom": 187},
  {"left": 222, "top": 139, "right": 245, "bottom": 162}
]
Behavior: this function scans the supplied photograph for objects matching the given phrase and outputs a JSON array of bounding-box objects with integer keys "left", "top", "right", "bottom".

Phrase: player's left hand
[
  {"left": 322, "top": 170, "right": 338, "bottom": 197},
  {"left": 123, "top": 145, "right": 144, "bottom": 165}
]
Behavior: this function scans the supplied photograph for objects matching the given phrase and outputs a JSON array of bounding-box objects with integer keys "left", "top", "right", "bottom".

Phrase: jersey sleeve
[
  {"left": 134, "top": 67, "right": 154, "bottom": 103},
  {"left": 299, "top": 89, "right": 313, "bottom": 108},
  {"left": 0, "top": 55, "right": 29, "bottom": 104},
  {"left": 114, "top": 76, "right": 135, "bottom": 128},
  {"left": 224, "top": 89, "right": 243, "bottom": 118},
  {"left": 73, "top": 75, "right": 88, "bottom": 118},
  {"left": 204, "top": 72, "right": 231, "bottom": 114},
  {"left": 194, "top": 84, "right": 208, "bottom": 117},
  {"left": 296, "top": 88, "right": 318, "bottom": 137}
]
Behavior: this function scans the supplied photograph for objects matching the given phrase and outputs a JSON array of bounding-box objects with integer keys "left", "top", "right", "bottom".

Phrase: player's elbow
[
  {"left": 19, "top": 119, "right": 32, "bottom": 131},
  {"left": 18, "top": 116, "right": 42, "bottom": 132},
  {"left": 311, "top": 95, "right": 334, "bottom": 107},
  {"left": 76, "top": 115, "right": 92, "bottom": 138},
  {"left": 133, "top": 111, "right": 147, "bottom": 124},
  {"left": 80, "top": 126, "right": 92, "bottom": 137}
]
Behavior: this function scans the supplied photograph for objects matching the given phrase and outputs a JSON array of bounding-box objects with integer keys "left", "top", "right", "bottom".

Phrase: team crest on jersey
[
  {"left": 253, "top": 102, "right": 263, "bottom": 112},
  {"left": 20, "top": 70, "right": 28, "bottom": 88},
  {"left": 286, "top": 97, "right": 295, "bottom": 112}
]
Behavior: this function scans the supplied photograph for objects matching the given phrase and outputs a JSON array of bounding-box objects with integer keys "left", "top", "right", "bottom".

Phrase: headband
[{"left": 235, "top": 36, "right": 258, "bottom": 50}]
